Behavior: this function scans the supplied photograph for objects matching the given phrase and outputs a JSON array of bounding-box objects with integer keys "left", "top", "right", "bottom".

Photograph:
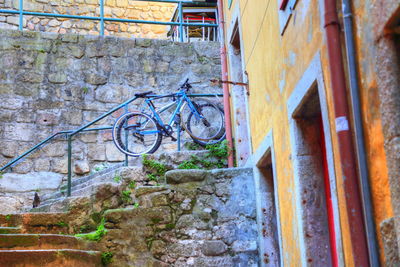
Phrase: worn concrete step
[
  {"left": 39, "top": 163, "right": 125, "bottom": 203},
  {"left": 0, "top": 234, "right": 87, "bottom": 250},
  {"left": 0, "top": 213, "right": 69, "bottom": 234},
  {"left": 33, "top": 181, "right": 120, "bottom": 212},
  {"left": 30, "top": 197, "right": 84, "bottom": 213},
  {"left": 0, "top": 249, "right": 102, "bottom": 267},
  {"left": 0, "top": 227, "right": 21, "bottom": 234}
]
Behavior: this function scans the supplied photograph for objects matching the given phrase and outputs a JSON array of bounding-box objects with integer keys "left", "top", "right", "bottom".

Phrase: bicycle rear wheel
[
  {"left": 112, "top": 112, "right": 162, "bottom": 157},
  {"left": 184, "top": 102, "right": 225, "bottom": 142}
]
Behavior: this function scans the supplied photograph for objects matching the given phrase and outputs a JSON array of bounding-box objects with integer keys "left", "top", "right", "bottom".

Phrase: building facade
[{"left": 221, "top": 0, "right": 400, "bottom": 266}]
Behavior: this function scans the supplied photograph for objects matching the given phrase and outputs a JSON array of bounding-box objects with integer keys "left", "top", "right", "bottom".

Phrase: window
[{"left": 278, "top": 0, "right": 298, "bottom": 34}]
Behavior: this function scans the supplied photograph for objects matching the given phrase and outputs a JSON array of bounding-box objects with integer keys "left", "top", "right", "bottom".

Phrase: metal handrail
[
  {"left": 1, "top": 93, "right": 222, "bottom": 197},
  {"left": 0, "top": 0, "right": 218, "bottom": 42}
]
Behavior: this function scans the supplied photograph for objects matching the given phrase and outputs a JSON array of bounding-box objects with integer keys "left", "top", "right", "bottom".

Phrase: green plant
[
  {"left": 93, "top": 163, "right": 109, "bottom": 173},
  {"left": 79, "top": 224, "right": 95, "bottom": 233},
  {"left": 128, "top": 181, "right": 136, "bottom": 190},
  {"left": 0, "top": 172, "right": 3, "bottom": 179},
  {"left": 113, "top": 174, "right": 122, "bottom": 183},
  {"left": 82, "top": 87, "right": 89, "bottom": 94},
  {"left": 177, "top": 160, "right": 201, "bottom": 170},
  {"left": 56, "top": 221, "right": 68, "bottom": 227},
  {"left": 142, "top": 154, "right": 170, "bottom": 182},
  {"left": 184, "top": 142, "right": 202, "bottom": 151},
  {"left": 206, "top": 140, "right": 229, "bottom": 159},
  {"left": 121, "top": 190, "right": 132, "bottom": 203},
  {"left": 75, "top": 218, "right": 107, "bottom": 242},
  {"left": 101, "top": 252, "right": 113, "bottom": 265},
  {"left": 5, "top": 215, "right": 11, "bottom": 221},
  {"left": 133, "top": 202, "right": 139, "bottom": 208}
]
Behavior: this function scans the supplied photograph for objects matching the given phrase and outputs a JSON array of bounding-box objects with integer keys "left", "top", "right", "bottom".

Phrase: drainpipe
[
  {"left": 217, "top": 0, "right": 234, "bottom": 167},
  {"left": 342, "top": 1, "right": 380, "bottom": 266},
  {"left": 323, "top": 0, "right": 370, "bottom": 266}
]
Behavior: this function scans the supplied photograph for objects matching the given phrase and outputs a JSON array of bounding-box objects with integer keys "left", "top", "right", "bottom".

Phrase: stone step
[
  {"left": 0, "top": 234, "right": 87, "bottom": 250},
  {"left": 0, "top": 227, "right": 21, "bottom": 234},
  {"left": 0, "top": 249, "right": 102, "bottom": 267},
  {"left": 33, "top": 181, "right": 120, "bottom": 212},
  {"left": 0, "top": 213, "right": 69, "bottom": 234},
  {"left": 39, "top": 163, "right": 125, "bottom": 203}
]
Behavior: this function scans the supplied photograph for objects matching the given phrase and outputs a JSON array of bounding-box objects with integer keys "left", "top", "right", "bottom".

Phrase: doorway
[{"left": 228, "top": 20, "right": 251, "bottom": 166}]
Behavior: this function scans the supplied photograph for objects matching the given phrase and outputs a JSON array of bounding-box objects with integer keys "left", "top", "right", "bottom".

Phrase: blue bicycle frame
[{"left": 142, "top": 89, "right": 204, "bottom": 134}]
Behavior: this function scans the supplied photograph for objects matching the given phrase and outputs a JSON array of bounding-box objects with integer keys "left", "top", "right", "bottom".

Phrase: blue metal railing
[
  {"left": 0, "top": 93, "right": 222, "bottom": 197},
  {"left": 0, "top": 0, "right": 218, "bottom": 42}
]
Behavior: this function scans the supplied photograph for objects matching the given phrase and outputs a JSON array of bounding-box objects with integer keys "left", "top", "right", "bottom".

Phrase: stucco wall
[
  {"left": 0, "top": 0, "right": 176, "bottom": 38},
  {"left": 223, "top": 0, "right": 396, "bottom": 265}
]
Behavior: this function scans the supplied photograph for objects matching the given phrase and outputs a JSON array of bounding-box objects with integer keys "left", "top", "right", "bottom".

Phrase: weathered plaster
[{"left": 287, "top": 52, "right": 343, "bottom": 267}]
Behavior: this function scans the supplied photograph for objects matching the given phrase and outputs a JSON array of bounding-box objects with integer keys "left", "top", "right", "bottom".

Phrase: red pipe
[
  {"left": 320, "top": 115, "right": 338, "bottom": 267},
  {"left": 217, "top": 0, "right": 234, "bottom": 167},
  {"left": 323, "top": 0, "right": 370, "bottom": 266}
]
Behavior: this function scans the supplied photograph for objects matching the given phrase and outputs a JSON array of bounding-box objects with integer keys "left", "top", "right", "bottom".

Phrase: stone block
[
  {"left": 201, "top": 240, "right": 228, "bottom": 256},
  {"left": 13, "top": 159, "right": 33, "bottom": 174},
  {"left": 0, "top": 171, "right": 63, "bottom": 192},
  {"left": 176, "top": 214, "right": 209, "bottom": 230},
  {"left": 231, "top": 240, "right": 258, "bottom": 253},
  {"left": 84, "top": 73, "right": 108, "bottom": 85},
  {"left": 88, "top": 144, "right": 106, "bottom": 161},
  {"left": 36, "top": 112, "right": 59, "bottom": 126},
  {"left": 34, "top": 158, "right": 51, "bottom": 172},
  {"left": 52, "top": 157, "right": 68, "bottom": 174},
  {"left": 48, "top": 19, "right": 62, "bottom": 27},
  {"left": 106, "top": 142, "right": 124, "bottom": 162},
  {"left": 380, "top": 217, "right": 400, "bottom": 266},
  {"left": 48, "top": 72, "right": 67, "bottom": 83},
  {"left": 15, "top": 71, "right": 43, "bottom": 83},
  {"left": 193, "top": 256, "right": 233, "bottom": 267},
  {"left": 74, "top": 160, "right": 90, "bottom": 175},
  {"left": 0, "top": 141, "right": 18, "bottom": 158},
  {"left": 0, "top": 196, "right": 25, "bottom": 214},
  {"left": 165, "top": 169, "right": 207, "bottom": 184},
  {"left": 4, "top": 123, "right": 35, "bottom": 141},
  {"left": 95, "top": 84, "right": 124, "bottom": 103},
  {"left": 43, "top": 142, "right": 66, "bottom": 157},
  {"left": 61, "top": 110, "right": 83, "bottom": 125}
]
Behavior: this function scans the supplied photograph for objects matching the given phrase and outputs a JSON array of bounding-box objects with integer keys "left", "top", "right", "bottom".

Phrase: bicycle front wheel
[
  {"left": 184, "top": 102, "right": 225, "bottom": 142},
  {"left": 112, "top": 112, "right": 162, "bottom": 157}
]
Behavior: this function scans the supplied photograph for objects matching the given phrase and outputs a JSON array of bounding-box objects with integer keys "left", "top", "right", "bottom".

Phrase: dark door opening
[
  {"left": 257, "top": 151, "right": 281, "bottom": 266},
  {"left": 292, "top": 86, "right": 337, "bottom": 266},
  {"left": 229, "top": 21, "right": 250, "bottom": 166}
]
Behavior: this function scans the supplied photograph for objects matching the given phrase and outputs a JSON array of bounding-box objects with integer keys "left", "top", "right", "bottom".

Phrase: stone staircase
[
  {"left": 0, "top": 151, "right": 259, "bottom": 266},
  {"left": 0, "top": 213, "right": 102, "bottom": 266}
]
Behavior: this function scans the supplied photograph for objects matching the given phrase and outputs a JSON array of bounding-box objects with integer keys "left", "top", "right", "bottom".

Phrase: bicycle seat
[{"left": 134, "top": 91, "right": 153, "bottom": 98}]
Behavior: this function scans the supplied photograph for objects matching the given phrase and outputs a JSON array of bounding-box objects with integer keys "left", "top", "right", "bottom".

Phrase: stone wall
[
  {"left": 35, "top": 167, "right": 258, "bottom": 266},
  {"left": 0, "top": 29, "right": 222, "bottom": 177},
  {"left": 0, "top": 0, "right": 176, "bottom": 38}
]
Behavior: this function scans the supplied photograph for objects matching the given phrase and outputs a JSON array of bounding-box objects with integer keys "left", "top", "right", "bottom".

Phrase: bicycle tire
[
  {"left": 112, "top": 112, "right": 162, "bottom": 157},
  {"left": 184, "top": 102, "right": 225, "bottom": 142}
]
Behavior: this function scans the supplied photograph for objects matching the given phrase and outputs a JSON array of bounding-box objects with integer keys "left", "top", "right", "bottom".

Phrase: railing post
[
  {"left": 67, "top": 135, "right": 72, "bottom": 197},
  {"left": 178, "top": 1, "right": 183, "bottom": 42},
  {"left": 18, "top": 0, "right": 23, "bottom": 30},
  {"left": 124, "top": 104, "right": 129, "bottom": 167},
  {"left": 100, "top": 0, "right": 104, "bottom": 36}
]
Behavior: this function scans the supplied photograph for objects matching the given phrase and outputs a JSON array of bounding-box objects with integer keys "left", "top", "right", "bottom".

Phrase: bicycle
[{"left": 112, "top": 79, "right": 225, "bottom": 157}]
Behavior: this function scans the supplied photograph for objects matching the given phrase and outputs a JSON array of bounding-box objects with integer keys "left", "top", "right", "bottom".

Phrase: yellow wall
[{"left": 223, "top": 0, "right": 393, "bottom": 265}]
